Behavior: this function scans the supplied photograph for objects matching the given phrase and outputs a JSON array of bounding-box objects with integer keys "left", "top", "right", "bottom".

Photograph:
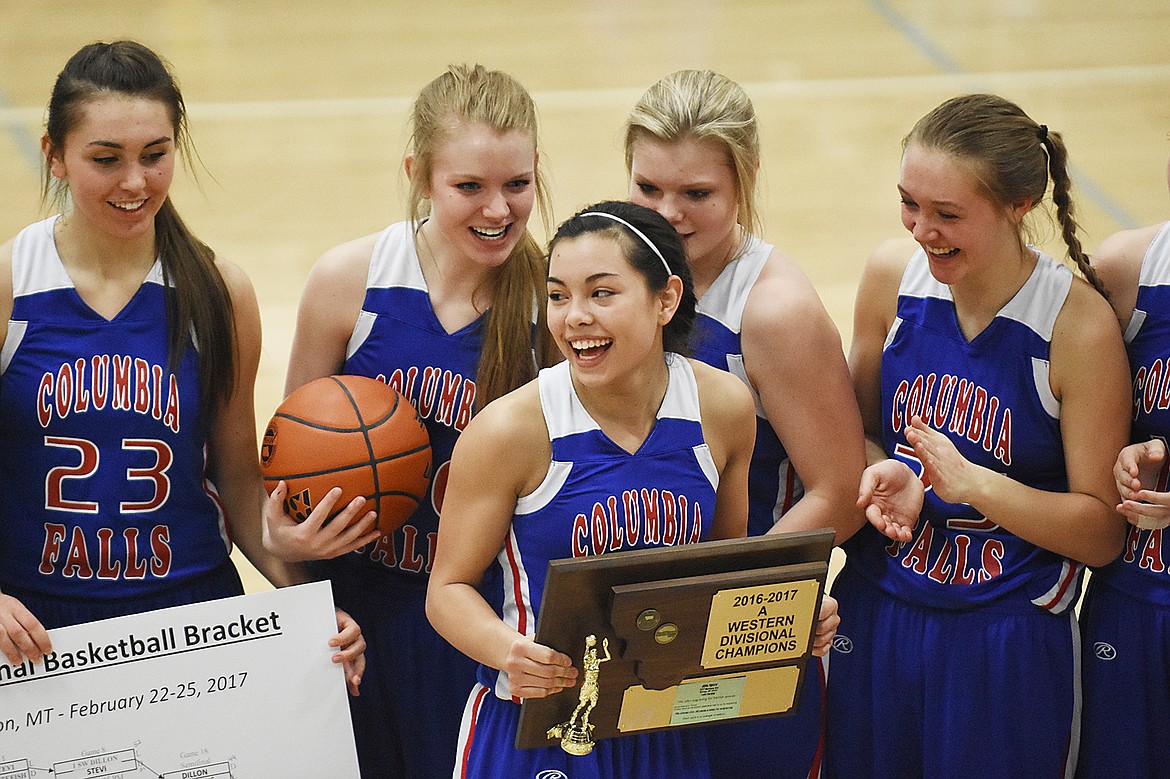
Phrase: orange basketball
[{"left": 260, "top": 375, "right": 431, "bottom": 535}]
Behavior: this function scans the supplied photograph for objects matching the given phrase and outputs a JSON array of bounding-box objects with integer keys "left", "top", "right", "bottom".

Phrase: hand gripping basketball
[{"left": 260, "top": 375, "right": 431, "bottom": 535}]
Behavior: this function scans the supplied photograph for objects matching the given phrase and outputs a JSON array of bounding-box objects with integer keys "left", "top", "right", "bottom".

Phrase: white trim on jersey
[
  {"left": 515, "top": 460, "right": 572, "bottom": 515},
  {"left": 883, "top": 317, "right": 903, "bottom": 351},
  {"left": 1031, "top": 357, "right": 1060, "bottom": 419},
  {"left": 366, "top": 221, "right": 429, "bottom": 291},
  {"left": 899, "top": 247, "right": 1072, "bottom": 343},
  {"left": 496, "top": 525, "right": 536, "bottom": 701},
  {"left": 345, "top": 222, "right": 429, "bottom": 359},
  {"left": 1031, "top": 558, "right": 1085, "bottom": 612},
  {"left": 1125, "top": 309, "right": 1147, "bottom": 345},
  {"left": 346, "top": 310, "right": 376, "bottom": 361},
  {"left": 725, "top": 353, "right": 766, "bottom": 418},
  {"left": 695, "top": 234, "right": 769, "bottom": 333},
  {"left": 694, "top": 443, "right": 719, "bottom": 493},
  {"left": 1136, "top": 221, "right": 1170, "bottom": 287},
  {"left": 998, "top": 251, "right": 1070, "bottom": 342},
  {"left": 12, "top": 216, "right": 72, "bottom": 296},
  {"left": 1, "top": 320, "right": 26, "bottom": 374}
]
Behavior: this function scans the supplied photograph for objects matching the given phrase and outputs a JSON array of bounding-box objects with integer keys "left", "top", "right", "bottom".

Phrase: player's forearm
[
  {"left": 963, "top": 470, "right": 1125, "bottom": 567},
  {"left": 224, "top": 480, "right": 307, "bottom": 588},
  {"left": 426, "top": 581, "right": 518, "bottom": 671},
  {"left": 769, "top": 486, "right": 865, "bottom": 544}
]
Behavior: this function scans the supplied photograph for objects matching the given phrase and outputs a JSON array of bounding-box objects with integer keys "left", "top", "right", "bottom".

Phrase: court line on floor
[
  {"left": 2, "top": 62, "right": 1166, "bottom": 229},
  {"left": 2, "top": 64, "right": 1167, "bottom": 127},
  {"left": 868, "top": 0, "right": 1141, "bottom": 228}
]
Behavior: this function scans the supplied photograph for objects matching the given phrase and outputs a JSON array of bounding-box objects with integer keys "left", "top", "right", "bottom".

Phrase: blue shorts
[
  {"left": 826, "top": 566, "right": 1078, "bottom": 779},
  {"left": 456, "top": 682, "right": 711, "bottom": 779},
  {"left": 328, "top": 569, "right": 478, "bottom": 779},
  {"left": 1078, "top": 579, "right": 1170, "bottom": 778},
  {"left": 1, "top": 560, "right": 244, "bottom": 629},
  {"left": 701, "top": 656, "right": 825, "bottom": 779}
]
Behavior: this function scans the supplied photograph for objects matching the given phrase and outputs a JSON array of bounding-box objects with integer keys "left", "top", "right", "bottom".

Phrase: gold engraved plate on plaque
[
  {"left": 701, "top": 579, "right": 820, "bottom": 669},
  {"left": 670, "top": 676, "right": 746, "bottom": 725},
  {"left": 616, "top": 666, "right": 801, "bottom": 732}
]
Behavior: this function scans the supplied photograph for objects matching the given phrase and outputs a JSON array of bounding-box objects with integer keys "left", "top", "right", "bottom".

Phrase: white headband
[{"left": 579, "top": 211, "right": 672, "bottom": 276}]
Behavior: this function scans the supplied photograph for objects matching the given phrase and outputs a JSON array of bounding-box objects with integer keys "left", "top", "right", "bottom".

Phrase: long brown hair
[
  {"left": 42, "top": 40, "right": 235, "bottom": 424},
  {"left": 406, "top": 64, "right": 558, "bottom": 408}
]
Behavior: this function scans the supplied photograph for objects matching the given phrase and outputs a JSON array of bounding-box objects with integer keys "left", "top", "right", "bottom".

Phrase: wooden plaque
[{"left": 515, "top": 528, "right": 833, "bottom": 750}]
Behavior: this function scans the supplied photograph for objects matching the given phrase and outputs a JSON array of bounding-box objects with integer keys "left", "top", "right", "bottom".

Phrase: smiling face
[
  {"left": 628, "top": 135, "right": 741, "bottom": 272},
  {"left": 45, "top": 94, "right": 176, "bottom": 242},
  {"left": 547, "top": 232, "right": 679, "bottom": 390},
  {"left": 415, "top": 120, "right": 537, "bottom": 271},
  {"left": 898, "top": 143, "right": 1029, "bottom": 286}
]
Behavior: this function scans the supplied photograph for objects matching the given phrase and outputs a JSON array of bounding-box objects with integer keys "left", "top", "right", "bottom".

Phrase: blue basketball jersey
[
  {"left": 0, "top": 216, "right": 231, "bottom": 600},
  {"left": 328, "top": 220, "right": 485, "bottom": 585},
  {"left": 456, "top": 356, "right": 718, "bottom": 777},
  {"left": 841, "top": 249, "right": 1083, "bottom": 613},
  {"left": 691, "top": 235, "right": 802, "bottom": 535},
  {"left": 317, "top": 220, "right": 508, "bottom": 777},
  {"left": 1093, "top": 221, "right": 1170, "bottom": 607},
  {"left": 478, "top": 355, "right": 719, "bottom": 699}
]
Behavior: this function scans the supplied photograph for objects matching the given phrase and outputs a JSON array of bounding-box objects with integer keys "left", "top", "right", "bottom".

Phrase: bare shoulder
[
  {"left": 212, "top": 255, "right": 258, "bottom": 301},
  {"left": 744, "top": 247, "right": 841, "bottom": 345},
  {"left": 1054, "top": 274, "right": 1125, "bottom": 357},
  {"left": 1093, "top": 221, "right": 1166, "bottom": 326},
  {"left": 0, "top": 238, "right": 13, "bottom": 295},
  {"left": 310, "top": 232, "right": 381, "bottom": 287},
  {"left": 746, "top": 248, "right": 827, "bottom": 324},
  {"left": 455, "top": 378, "right": 550, "bottom": 491},
  {"left": 1094, "top": 222, "right": 1165, "bottom": 266},
  {"left": 691, "top": 359, "right": 753, "bottom": 423},
  {"left": 853, "top": 237, "right": 918, "bottom": 330},
  {"left": 0, "top": 237, "right": 12, "bottom": 333},
  {"left": 295, "top": 232, "right": 381, "bottom": 319},
  {"left": 866, "top": 236, "right": 919, "bottom": 281}
]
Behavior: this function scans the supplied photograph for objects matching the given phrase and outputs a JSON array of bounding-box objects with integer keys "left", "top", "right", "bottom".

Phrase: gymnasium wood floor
[{"left": 1, "top": 0, "right": 1167, "bottom": 590}]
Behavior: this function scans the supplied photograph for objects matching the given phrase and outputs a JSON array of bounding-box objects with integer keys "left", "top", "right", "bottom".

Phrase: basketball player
[
  {"left": 624, "top": 69, "right": 865, "bottom": 779},
  {"left": 263, "top": 65, "right": 559, "bottom": 777},
  {"left": 426, "top": 200, "right": 758, "bottom": 778},
  {"left": 0, "top": 41, "right": 366, "bottom": 689},
  {"left": 1077, "top": 155, "right": 1170, "bottom": 778},
  {"left": 826, "top": 94, "right": 1130, "bottom": 778}
]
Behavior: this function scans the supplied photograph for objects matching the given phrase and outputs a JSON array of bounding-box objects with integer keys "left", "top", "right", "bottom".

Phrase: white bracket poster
[{"left": 0, "top": 581, "right": 359, "bottom": 777}]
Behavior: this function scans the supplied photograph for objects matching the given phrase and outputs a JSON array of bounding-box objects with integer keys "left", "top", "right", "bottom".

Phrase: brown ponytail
[{"left": 1040, "top": 129, "right": 1102, "bottom": 293}]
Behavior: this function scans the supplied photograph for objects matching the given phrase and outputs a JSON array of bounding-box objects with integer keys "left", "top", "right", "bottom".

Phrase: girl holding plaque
[{"left": 427, "top": 200, "right": 758, "bottom": 777}]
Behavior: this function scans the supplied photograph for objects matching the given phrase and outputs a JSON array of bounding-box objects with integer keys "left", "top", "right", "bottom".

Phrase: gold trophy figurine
[{"left": 547, "top": 634, "right": 611, "bottom": 755}]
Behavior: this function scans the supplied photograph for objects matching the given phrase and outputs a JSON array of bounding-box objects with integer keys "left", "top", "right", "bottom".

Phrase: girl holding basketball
[
  {"left": 623, "top": 69, "right": 866, "bottom": 778},
  {"left": 0, "top": 40, "right": 365, "bottom": 689},
  {"left": 426, "top": 200, "right": 760, "bottom": 777},
  {"left": 263, "top": 65, "right": 558, "bottom": 778}
]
